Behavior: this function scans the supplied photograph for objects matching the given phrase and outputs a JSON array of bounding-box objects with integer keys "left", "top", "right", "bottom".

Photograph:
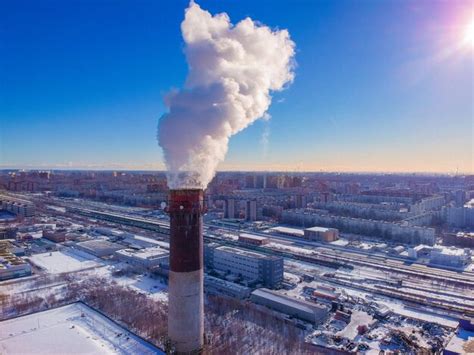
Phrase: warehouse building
[
  {"left": 205, "top": 244, "right": 283, "bottom": 289},
  {"left": 251, "top": 288, "right": 328, "bottom": 324},
  {"left": 304, "top": 226, "right": 339, "bottom": 242},
  {"left": 115, "top": 247, "right": 169, "bottom": 270},
  {"left": 269, "top": 226, "right": 304, "bottom": 238},
  {"left": 204, "top": 276, "right": 252, "bottom": 299},
  {"left": 76, "top": 240, "right": 123, "bottom": 257}
]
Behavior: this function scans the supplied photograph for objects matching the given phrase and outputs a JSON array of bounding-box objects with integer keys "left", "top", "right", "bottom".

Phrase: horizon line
[{"left": 0, "top": 167, "right": 472, "bottom": 176}]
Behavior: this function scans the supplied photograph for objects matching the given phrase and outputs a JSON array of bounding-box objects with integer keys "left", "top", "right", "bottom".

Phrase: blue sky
[{"left": 1, "top": 0, "right": 472, "bottom": 173}]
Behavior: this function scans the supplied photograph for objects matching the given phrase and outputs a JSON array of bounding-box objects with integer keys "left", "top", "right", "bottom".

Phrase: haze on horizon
[{"left": 1, "top": 0, "right": 473, "bottom": 174}]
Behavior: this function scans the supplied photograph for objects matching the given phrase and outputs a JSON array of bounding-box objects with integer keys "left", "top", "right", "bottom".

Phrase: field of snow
[
  {"left": 337, "top": 310, "right": 374, "bottom": 339},
  {"left": 29, "top": 250, "right": 102, "bottom": 274},
  {"left": 46, "top": 205, "right": 66, "bottom": 213},
  {"left": 0, "top": 303, "right": 163, "bottom": 354}
]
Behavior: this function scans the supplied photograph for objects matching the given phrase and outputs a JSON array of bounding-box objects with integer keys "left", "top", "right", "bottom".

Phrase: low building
[
  {"left": 304, "top": 226, "right": 339, "bottom": 242},
  {"left": 0, "top": 226, "right": 18, "bottom": 240},
  {"left": 205, "top": 244, "right": 283, "bottom": 288},
  {"left": 0, "top": 240, "right": 32, "bottom": 280},
  {"left": 76, "top": 240, "right": 123, "bottom": 257},
  {"left": 444, "top": 318, "right": 474, "bottom": 355},
  {"left": 430, "top": 247, "right": 471, "bottom": 268},
  {"left": 114, "top": 247, "right": 169, "bottom": 269},
  {"left": 269, "top": 226, "right": 304, "bottom": 238},
  {"left": 204, "top": 275, "right": 251, "bottom": 299},
  {"left": 312, "top": 285, "right": 340, "bottom": 302},
  {"left": 251, "top": 288, "right": 328, "bottom": 324},
  {"left": 238, "top": 233, "right": 269, "bottom": 246},
  {"left": 42, "top": 229, "right": 67, "bottom": 243},
  {"left": 0, "top": 303, "right": 164, "bottom": 354}
]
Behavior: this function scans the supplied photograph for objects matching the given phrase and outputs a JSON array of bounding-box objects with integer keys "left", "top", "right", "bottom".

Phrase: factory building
[
  {"left": 304, "top": 226, "right": 339, "bottom": 242},
  {"left": 429, "top": 247, "right": 471, "bottom": 268},
  {"left": 251, "top": 288, "right": 328, "bottom": 324},
  {"left": 205, "top": 244, "right": 283, "bottom": 289},
  {"left": 76, "top": 240, "right": 123, "bottom": 257},
  {"left": 0, "top": 240, "right": 32, "bottom": 281},
  {"left": 269, "top": 226, "right": 305, "bottom": 238},
  {"left": 205, "top": 275, "right": 251, "bottom": 299},
  {"left": 115, "top": 247, "right": 169, "bottom": 270}
]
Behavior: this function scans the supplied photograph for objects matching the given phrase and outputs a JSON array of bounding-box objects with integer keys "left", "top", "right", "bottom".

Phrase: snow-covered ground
[
  {"left": 337, "top": 310, "right": 374, "bottom": 339},
  {"left": 46, "top": 205, "right": 66, "bottom": 213},
  {"left": 29, "top": 250, "right": 102, "bottom": 274},
  {"left": 0, "top": 303, "right": 163, "bottom": 354},
  {"left": 265, "top": 242, "right": 316, "bottom": 256},
  {"left": 114, "top": 274, "right": 168, "bottom": 302}
]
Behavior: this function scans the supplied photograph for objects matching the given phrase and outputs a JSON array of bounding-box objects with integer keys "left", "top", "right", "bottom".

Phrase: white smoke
[{"left": 158, "top": 1, "right": 295, "bottom": 189}]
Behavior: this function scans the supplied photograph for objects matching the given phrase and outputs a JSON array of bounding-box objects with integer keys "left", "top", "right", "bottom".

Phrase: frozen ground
[
  {"left": 29, "top": 250, "right": 102, "bottom": 274},
  {"left": 46, "top": 205, "right": 66, "bottom": 213},
  {"left": 337, "top": 311, "right": 374, "bottom": 339},
  {"left": 132, "top": 277, "right": 168, "bottom": 302},
  {"left": 0, "top": 303, "right": 163, "bottom": 354}
]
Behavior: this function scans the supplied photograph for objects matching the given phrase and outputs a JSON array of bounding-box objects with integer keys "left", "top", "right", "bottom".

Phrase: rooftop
[
  {"left": 239, "top": 233, "right": 269, "bottom": 241},
  {"left": 116, "top": 247, "right": 169, "bottom": 260},
  {"left": 252, "top": 288, "right": 325, "bottom": 314},
  {"left": 304, "top": 226, "right": 334, "bottom": 233},
  {"left": 217, "top": 245, "right": 268, "bottom": 259},
  {"left": 0, "top": 302, "right": 163, "bottom": 354},
  {"left": 269, "top": 226, "right": 305, "bottom": 236}
]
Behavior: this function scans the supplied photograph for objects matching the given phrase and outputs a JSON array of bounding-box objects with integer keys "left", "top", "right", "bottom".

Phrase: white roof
[
  {"left": 116, "top": 247, "right": 168, "bottom": 260},
  {"left": 270, "top": 226, "right": 304, "bottom": 236},
  {"left": 304, "top": 226, "right": 333, "bottom": 233},
  {"left": 239, "top": 233, "right": 268, "bottom": 241}
]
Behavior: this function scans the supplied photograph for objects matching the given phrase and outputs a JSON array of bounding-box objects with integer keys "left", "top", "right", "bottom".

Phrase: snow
[
  {"left": 337, "top": 311, "right": 374, "bottom": 340},
  {"left": 265, "top": 242, "right": 316, "bottom": 256},
  {"left": 46, "top": 205, "right": 66, "bottom": 213},
  {"left": 0, "top": 303, "right": 163, "bottom": 354},
  {"left": 29, "top": 250, "right": 102, "bottom": 274}
]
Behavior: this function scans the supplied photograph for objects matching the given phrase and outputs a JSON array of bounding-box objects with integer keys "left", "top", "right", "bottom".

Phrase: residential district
[{"left": 0, "top": 170, "right": 473, "bottom": 354}]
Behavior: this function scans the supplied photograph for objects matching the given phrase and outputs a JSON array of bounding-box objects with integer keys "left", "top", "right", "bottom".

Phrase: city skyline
[{"left": 1, "top": 0, "right": 473, "bottom": 174}]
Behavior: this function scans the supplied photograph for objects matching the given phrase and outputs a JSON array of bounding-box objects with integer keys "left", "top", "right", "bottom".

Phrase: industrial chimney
[{"left": 168, "top": 189, "right": 204, "bottom": 353}]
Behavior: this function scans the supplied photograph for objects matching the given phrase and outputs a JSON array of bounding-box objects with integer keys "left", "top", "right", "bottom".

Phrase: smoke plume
[{"left": 158, "top": 1, "right": 295, "bottom": 189}]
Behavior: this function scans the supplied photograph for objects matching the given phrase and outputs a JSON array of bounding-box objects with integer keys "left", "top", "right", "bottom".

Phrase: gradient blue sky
[{"left": 1, "top": 0, "right": 473, "bottom": 173}]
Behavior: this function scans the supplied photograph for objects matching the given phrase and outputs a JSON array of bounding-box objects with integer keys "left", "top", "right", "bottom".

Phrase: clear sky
[{"left": 1, "top": 0, "right": 473, "bottom": 173}]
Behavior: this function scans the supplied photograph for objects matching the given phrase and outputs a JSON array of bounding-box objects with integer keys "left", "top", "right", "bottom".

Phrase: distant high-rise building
[
  {"left": 245, "top": 200, "right": 257, "bottom": 221},
  {"left": 454, "top": 190, "right": 466, "bottom": 207},
  {"left": 245, "top": 175, "right": 256, "bottom": 189},
  {"left": 295, "top": 194, "right": 306, "bottom": 209},
  {"left": 225, "top": 198, "right": 236, "bottom": 219}
]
